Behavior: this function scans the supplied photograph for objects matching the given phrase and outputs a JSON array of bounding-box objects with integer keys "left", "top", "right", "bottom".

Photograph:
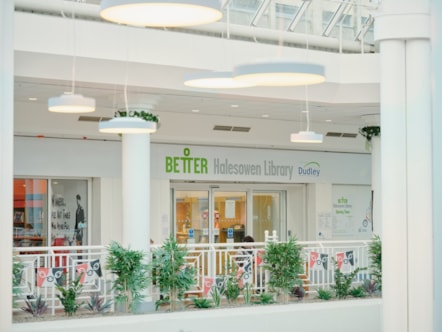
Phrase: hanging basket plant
[
  {"left": 101, "top": 108, "right": 160, "bottom": 135},
  {"left": 115, "top": 109, "right": 160, "bottom": 124},
  {"left": 359, "top": 126, "right": 380, "bottom": 151}
]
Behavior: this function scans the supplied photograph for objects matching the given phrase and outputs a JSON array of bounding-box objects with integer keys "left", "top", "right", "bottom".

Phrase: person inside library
[{"left": 74, "top": 194, "right": 85, "bottom": 246}]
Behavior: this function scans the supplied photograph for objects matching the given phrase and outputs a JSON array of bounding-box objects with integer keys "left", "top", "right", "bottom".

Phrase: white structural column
[
  {"left": 121, "top": 134, "right": 151, "bottom": 252},
  {"left": 379, "top": 39, "right": 408, "bottom": 332},
  {"left": 0, "top": 0, "right": 14, "bottom": 330},
  {"left": 405, "top": 38, "right": 432, "bottom": 332},
  {"left": 370, "top": 136, "right": 381, "bottom": 236},
  {"left": 431, "top": 1, "right": 442, "bottom": 331},
  {"left": 361, "top": 114, "right": 381, "bottom": 236},
  {"left": 374, "top": 1, "right": 433, "bottom": 331}
]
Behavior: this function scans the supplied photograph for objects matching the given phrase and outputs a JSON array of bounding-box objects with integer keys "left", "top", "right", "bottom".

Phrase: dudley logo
[{"left": 298, "top": 161, "right": 320, "bottom": 176}]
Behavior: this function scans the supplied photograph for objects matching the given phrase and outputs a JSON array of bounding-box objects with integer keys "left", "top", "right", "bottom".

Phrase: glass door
[
  {"left": 174, "top": 190, "right": 209, "bottom": 244},
  {"left": 252, "top": 191, "right": 284, "bottom": 242},
  {"left": 173, "top": 187, "right": 247, "bottom": 244},
  {"left": 173, "top": 184, "right": 287, "bottom": 244},
  {"left": 213, "top": 190, "right": 247, "bottom": 243}
]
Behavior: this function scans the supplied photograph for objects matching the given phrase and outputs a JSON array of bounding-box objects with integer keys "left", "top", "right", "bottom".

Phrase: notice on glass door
[{"left": 225, "top": 199, "right": 236, "bottom": 219}]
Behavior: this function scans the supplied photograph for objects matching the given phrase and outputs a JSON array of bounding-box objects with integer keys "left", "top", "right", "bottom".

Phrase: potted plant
[
  {"left": 55, "top": 274, "right": 84, "bottom": 316},
  {"left": 21, "top": 295, "right": 48, "bottom": 318},
  {"left": 150, "top": 236, "right": 195, "bottom": 312},
  {"left": 12, "top": 258, "right": 24, "bottom": 308},
  {"left": 359, "top": 125, "right": 380, "bottom": 151},
  {"left": 105, "top": 241, "right": 149, "bottom": 313},
  {"left": 368, "top": 234, "right": 382, "bottom": 292},
  {"left": 223, "top": 262, "right": 243, "bottom": 304},
  {"left": 330, "top": 259, "right": 366, "bottom": 299},
  {"left": 115, "top": 109, "right": 160, "bottom": 130},
  {"left": 263, "top": 236, "right": 304, "bottom": 304}
]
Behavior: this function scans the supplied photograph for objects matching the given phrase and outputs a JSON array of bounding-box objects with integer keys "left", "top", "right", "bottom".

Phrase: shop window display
[
  {"left": 13, "top": 178, "right": 89, "bottom": 248},
  {"left": 51, "top": 179, "right": 88, "bottom": 246},
  {"left": 13, "top": 179, "right": 48, "bottom": 247}
]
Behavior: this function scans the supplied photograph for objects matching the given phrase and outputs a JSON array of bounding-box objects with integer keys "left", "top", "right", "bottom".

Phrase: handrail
[{"left": 13, "top": 239, "right": 373, "bottom": 315}]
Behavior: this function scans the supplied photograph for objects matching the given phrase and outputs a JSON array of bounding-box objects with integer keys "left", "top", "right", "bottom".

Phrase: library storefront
[
  {"left": 13, "top": 137, "right": 373, "bottom": 246},
  {"left": 152, "top": 144, "right": 373, "bottom": 244}
]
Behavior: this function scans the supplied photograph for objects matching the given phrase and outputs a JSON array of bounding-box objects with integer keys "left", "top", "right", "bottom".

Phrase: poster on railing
[
  {"left": 76, "top": 259, "right": 102, "bottom": 284},
  {"left": 204, "top": 276, "right": 228, "bottom": 296},
  {"left": 309, "top": 251, "right": 329, "bottom": 271},
  {"left": 335, "top": 250, "right": 354, "bottom": 273},
  {"left": 256, "top": 249, "right": 264, "bottom": 266},
  {"left": 37, "top": 267, "right": 63, "bottom": 287},
  {"left": 203, "top": 277, "right": 214, "bottom": 296}
]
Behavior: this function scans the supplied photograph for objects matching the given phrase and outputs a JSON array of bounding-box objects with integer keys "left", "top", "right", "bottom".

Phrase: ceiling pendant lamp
[
  {"left": 99, "top": 67, "right": 158, "bottom": 134},
  {"left": 290, "top": 130, "right": 323, "bottom": 143},
  {"left": 184, "top": 71, "right": 255, "bottom": 89},
  {"left": 100, "top": 0, "right": 223, "bottom": 27},
  {"left": 233, "top": 60, "right": 326, "bottom": 87},
  {"left": 99, "top": 116, "right": 157, "bottom": 134},
  {"left": 48, "top": 94, "right": 96, "bottom": 113},
  {"left": 48, "top": 6, "right": 95, "bottom": 113},
  {"left": 290, "top": 86, "right": 323, "bottom": 144}
]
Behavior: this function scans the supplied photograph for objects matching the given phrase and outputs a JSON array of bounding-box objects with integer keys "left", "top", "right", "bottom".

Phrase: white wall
[
  {"left": 287, "top": 185, "right": 307, "bottom": 240},
  {"left": 92, "top": 177, "right": 123, "bottom": 246},
  {"left": 12, "top": 299, "right": 381, "bottom": 332},
  {"left": 150, "top": 178, "right": 171, "bottom": 244},
  {"left": 14, "top": 137, "right": 122, "bottom": 178},
  {"left": 307, "top": 183, "right": 332, "bottom": 241}
]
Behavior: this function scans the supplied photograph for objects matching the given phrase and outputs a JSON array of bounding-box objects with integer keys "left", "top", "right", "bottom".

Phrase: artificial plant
[
  {"left": 368, "top": 234, "right": 382, "bottom": 291},
  {"left": 150, "top": 236, "right": 195, "bottom": 312},
  {"left": 12, "top": 258, "right": 24, "bottom": 308},
  {"left": 21, "top": 295, "right": 48, "bottom": 318},
  {"left": 56, "top": 274, "right": 84, "bottom": 316},
  {"left": 115, "top": 109, "right": 159, "bottom": 123},
  {"left": 359, "top": 125, "right": 380, "bottom": 151},
  {"left": 85, "top": 293, "right": 113, "bottom": 313},
  {"left": 330, "top": 259, "right": 366, "bottom": 299},
  {"left": 223, "top": 262, "right": 243, "bottom": 304},
  {"left": 106, "top": 241, "right": 149, "bottom": 313},
  {"left": 263, "top": 236, "right": 304, "bottom": 304}
]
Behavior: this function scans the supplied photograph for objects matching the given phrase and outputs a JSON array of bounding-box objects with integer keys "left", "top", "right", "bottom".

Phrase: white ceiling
[{"left": 12, "top": 0, "right": 380, "bottom": 154}]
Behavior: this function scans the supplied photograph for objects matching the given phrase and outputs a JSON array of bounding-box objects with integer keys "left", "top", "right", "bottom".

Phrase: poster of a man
[{"left": 74, "top": 194, "right": 86, "bottom": 245}]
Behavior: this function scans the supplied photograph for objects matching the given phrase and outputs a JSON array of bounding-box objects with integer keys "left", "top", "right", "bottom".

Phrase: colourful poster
[
  {"left": 335, "top": 250, "right": 354, "bottom": 273},
  {"left": 37, "top": 267, "right": 63, "bottom": 287},
  {"left": 76, "top": 259, "right": 102, "bottom": 284},
  {"left": 309, "top": 251, "right": 328, "bottom": 270}
]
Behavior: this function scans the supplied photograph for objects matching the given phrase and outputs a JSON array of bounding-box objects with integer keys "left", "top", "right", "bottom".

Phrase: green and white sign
[{"left": 152, "top": 144, "right": 370, "bottom": 184}]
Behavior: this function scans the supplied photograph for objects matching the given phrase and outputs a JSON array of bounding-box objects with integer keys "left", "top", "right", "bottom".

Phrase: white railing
[{"left": 12, "top": 240, "right": 373, "bottom": 315}]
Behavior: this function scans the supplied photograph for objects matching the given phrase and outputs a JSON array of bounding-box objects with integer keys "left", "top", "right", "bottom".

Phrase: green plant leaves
[
  {"left": 115, "top": 110, "right": 159, "bottom": 123},
  {"left": 55, "top": 274, "right": 84, "bottom": 316},
  {"left": 359, "top": 126, "right": 380, "bottom": 141},
  {"left": 106, "top": 241, "right": 149, "bottom": 313},
  {"left": 150, "top": 236, "right": 196, "bottom": 311},
  {"left": 263, "top": 237, "right": 304, "bottom": 301},
  {"left": 21, "top": 295, "right": 48, "bottom": 317},
  {"left": 368, "top": 234, "right": 382, "bottom": 291}
]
